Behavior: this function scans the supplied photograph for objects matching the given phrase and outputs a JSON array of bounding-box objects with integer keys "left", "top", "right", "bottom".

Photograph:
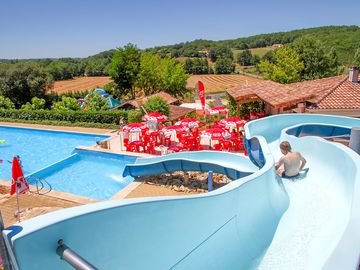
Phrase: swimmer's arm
[
  {"left": 275, "top": 157, "right": 284, "bottom": 170},
  {"left": 299, "top": 154, "right": 307, "bottom": 171}
]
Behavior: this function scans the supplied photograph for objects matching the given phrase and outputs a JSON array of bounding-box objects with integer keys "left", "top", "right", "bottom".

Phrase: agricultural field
[
  {"left": 187, "top": 74, "right": 261, "bottom": 93},
  {"left": 51, "top": 74, "right": 261, "bottom": 95},
  {"left": 232, "top": 46, "right": 276, "bottom": 58},
  {"left": 50, "top": 76, "right": 112, "bottom": 94}
]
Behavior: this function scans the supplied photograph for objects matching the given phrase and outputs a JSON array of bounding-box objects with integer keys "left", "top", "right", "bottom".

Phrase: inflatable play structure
[
  {"left": 1, "top": 114, "right": 360, "bottom": 270},
  {"left": 78, "top": 88, "right": 121, "bottom": 110}
]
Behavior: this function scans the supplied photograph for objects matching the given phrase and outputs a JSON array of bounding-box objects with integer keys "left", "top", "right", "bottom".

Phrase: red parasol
[
  {"left": 10, "top": 156, "right": 29, "bottom": 196},
  {"left": 122, "top": 123, "right": 149, "bottom": 133},
  {"left": 200, "top": 128, "right": 231, "bottom": 140},
  {"left": 205, "top": 106, "right": 229, "bottom": 115},
  {"left": 160, "top": 125, "right": 188, "bottom": 136},
  {"left": 142, "top": 112, "right": 167, "bottom": 122},
  {"left": 175, "top": 118, "right": 202, "bottom": 129},
  {"left": 219, "top": 117, "right": 247, "bottom": 128}
]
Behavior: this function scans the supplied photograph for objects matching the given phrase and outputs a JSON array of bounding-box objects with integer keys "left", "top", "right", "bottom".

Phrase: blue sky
[{"left": 1, "top": 0, "right": 359, "bottom": 59}]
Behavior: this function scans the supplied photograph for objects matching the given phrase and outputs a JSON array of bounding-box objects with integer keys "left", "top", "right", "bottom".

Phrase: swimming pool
[
  {"left": 29, "top": 150, "right": 136, "bottom": 200},
  {"left": 0, "top": 126, "right": 108, "bottom": 180}
]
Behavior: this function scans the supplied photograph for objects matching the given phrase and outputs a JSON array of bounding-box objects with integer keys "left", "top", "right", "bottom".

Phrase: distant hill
[{"left": 147, "top": 25, "right": 360, "bottom": 65}]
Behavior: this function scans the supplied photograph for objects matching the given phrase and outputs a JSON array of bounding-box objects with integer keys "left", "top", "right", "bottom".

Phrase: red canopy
[
  {"left": 142, "top": 112, "right": 167, "bottom": 122},
  {"left": 205, "top": 106, "right": 229, "bottom": 115},
  {"left": 160, "top": 125, "right": 188, "bottom": 136},
  {"left": 219, "top": 117, "right": 247, "bottom": 128},
  {"left": 10, "top": 156, "right": 29, "bottom": 195},
  {"left": 200, "top": 128, "right": 231, "bottom": 140},
  {"left": 175, "top": 118, "right": 202, "bottom": 128},
  {"left": 122, "top": 123, "right": 149, "bottom": 133}
]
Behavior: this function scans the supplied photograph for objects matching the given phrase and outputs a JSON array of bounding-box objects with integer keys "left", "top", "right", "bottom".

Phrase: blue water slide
[
  {"left": 2, "top": 114, "right": 360, "bottom": 270},
  {"left": 123, "top": 151, "right": 257, "bottom": 180}
]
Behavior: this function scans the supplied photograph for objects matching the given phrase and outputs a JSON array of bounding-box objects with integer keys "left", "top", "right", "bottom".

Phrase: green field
[{"left": 232, "top": 47, "right": 276, "bottom": 58}]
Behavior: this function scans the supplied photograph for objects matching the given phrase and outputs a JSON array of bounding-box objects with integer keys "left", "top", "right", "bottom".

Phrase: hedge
[{"left": 0, "top": 109, "right": 128, "bottom": 125}]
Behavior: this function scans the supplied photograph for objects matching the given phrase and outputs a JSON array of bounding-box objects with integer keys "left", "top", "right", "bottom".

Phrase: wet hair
[{"left": 280, "top": 141, "right": 291, "bottom": 152}]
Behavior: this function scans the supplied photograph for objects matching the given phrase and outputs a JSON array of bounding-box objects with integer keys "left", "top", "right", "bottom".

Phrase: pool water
[
  {"left": 0, "top": 126, "right": 108, "bottom": 180},
  {"left": 30, "top": 150, "right": 136, "bottom": 200}
]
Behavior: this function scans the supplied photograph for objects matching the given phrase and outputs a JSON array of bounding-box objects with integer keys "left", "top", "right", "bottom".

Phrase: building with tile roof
[{"left": 226, "top": 68, "right": 360, "bottom": 117}]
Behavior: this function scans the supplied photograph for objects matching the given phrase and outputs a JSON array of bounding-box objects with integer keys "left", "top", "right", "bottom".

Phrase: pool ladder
[{"left": 26, "top": 175, "right": 52, "bottom": 195}]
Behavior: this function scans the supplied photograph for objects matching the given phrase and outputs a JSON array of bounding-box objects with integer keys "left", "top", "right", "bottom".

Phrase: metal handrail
[{"left": 57, "top": 240, "right": 98, "bottom": 270}]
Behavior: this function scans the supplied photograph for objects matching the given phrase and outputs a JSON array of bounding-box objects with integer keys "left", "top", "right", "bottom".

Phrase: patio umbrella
[
  {"left": 175, "top": 118, "right": 202, "bottom": 129},
  {"left": 205, "top": 106, "right": 229, "bottom": 115},
  {"left": 10, "top": 156, "right": 29, "bottom": 196},
  {"left": 142, "top": 112, "right": 167, "bottom": 122},
  {"left": 200, "top": 128, "right": 231, "bottom": 140},
  {"left": 122, "top": 123, "right": 149, "bottom": 133},
  {"left": 160, "top": 125, "right": 188, "bottom": 136},
  {"left": 219, "top": 117, "right": 247, "bottom": 129}
]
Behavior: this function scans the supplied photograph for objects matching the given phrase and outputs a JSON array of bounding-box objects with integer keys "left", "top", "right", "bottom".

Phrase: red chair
[
  {"left": 212, "top": 142, "right": 223, "bottom": 151},
  {"left": 222, "top": 140, "right": 233, "bottom": 152},
  {"left": 232, "top": 139, "right": 245, "bottom": 152},
  {"left": 145, "top": 143, "right": 156, "bottom": 154}
]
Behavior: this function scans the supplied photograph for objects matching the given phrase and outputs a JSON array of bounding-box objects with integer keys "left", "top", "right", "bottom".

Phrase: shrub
[
  {"left": 21, "top": 97, "right": 46, "bottom": 110},
  {"left": 0, "top": 96, "right": 15, "bottom": 109},
  {"left": 127, "top": 110, "right": 143, "bottom": 123},
  {"left": 0, "top": 109, "right": 128, "bottom": 125},
  {"left": 53, "top": 96, "right": 81, "bottom": 111},
  {"left": 144, "top": 96, "right": 169, "bottom": 115}
]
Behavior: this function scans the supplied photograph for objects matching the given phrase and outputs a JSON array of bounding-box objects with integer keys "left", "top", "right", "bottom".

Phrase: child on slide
[{"left": 275, "top": 141, "right": 307, "bottom": 178}]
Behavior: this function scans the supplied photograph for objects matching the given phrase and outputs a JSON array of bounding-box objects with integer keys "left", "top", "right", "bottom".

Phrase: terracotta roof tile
[
  {"left": 168, "top": 105, "right": 195, "bottom": 121},
  {"left": 226, "top": 76, "right": 349, "bottom": 108}
]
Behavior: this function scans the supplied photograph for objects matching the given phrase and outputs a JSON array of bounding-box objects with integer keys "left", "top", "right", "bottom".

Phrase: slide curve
[{"left": 2, "top": 114, "right": 360, "bottom": 270}]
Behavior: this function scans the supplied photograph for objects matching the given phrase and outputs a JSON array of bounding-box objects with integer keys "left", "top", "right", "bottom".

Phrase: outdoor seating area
[{"left": 119, "top": 108, "right": 266, "bottom": 155}]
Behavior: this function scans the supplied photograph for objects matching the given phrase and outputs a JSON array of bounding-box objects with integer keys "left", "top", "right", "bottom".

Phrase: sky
[{"left": 1, "top": 0, "right": 359, "bottom": 59}]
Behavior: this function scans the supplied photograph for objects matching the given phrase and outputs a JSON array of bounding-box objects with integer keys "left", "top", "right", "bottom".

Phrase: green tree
[
  {"left": 85, "top": 92, "right": 109, "bottom": 111},
  {"left": 353, "top": 48, "right": 360, "bottom": 67},
  {"left": 292, "top": 36, "right": 339, "bottom": 79},
  {"left": 137, "top": 52, "right": 189, "bottom": 98},
  {"left": 0, "top": 63, "right": 52, "bottom": 107},
  {"left": 215, "top": 57, "right": 235, "bottom": 74},
  {"left": 144, "top": 96, "right": 169, "bottom": 116},
  {"left": 109, "top": 44, "right": 141, "bottom": 99},
  {"left": 0, "top": 96, "right": 15, "bottom": 109},
  {"left": 208, "top": 46, "right": 233, "bottom": 62},
  {"left": 53, "top": 96, "right": 81, "bottom": 111},
  {"left": 158, "top": 57, "right": 189, "bottom": 97},
  {"left": 259, "top": 46, "right": 304, "bottom": 83},
  {"left": 184, "top": 58, "right": 193, "bottom": 74},
  {"left": 21, "top": 97, "right": 46, "bottom": 110},
  {"left": 136, "top": 52, "right": 162, "bottom": 96},
  {"left": 237, "top": 49, "right": 253, "bottom": 66}
]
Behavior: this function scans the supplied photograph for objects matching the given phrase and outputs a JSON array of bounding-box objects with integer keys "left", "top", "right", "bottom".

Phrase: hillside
[{"left": 149, "top": 25, "right": 360, "bottom": 65}]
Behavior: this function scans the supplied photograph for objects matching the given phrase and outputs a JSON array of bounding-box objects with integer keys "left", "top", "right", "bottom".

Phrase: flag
[
  {"left": 10, "top": 156, "right": 29, "bottom": 195},
  {"left": 197, "top": 81, "right": 205, "bottom": 110}
]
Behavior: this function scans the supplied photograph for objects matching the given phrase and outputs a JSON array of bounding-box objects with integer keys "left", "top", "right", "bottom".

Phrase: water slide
[{"left": 2, "top": 114, "right": 360, "bottom": 269}]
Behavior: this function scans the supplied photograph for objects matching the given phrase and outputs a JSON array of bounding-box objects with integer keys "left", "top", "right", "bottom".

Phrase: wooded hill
[{"left": 147, "top": 25, "right": 360, "bottom": 65}]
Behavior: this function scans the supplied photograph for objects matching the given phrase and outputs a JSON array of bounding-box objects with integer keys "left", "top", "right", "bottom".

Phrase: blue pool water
[
  {"left": 30, "top": 150, "right": 136, "bottom": 200},
  {"left": 0, "top": 126, "right": 136, "bottom": 200},
  {"left": 0, "top": 126, "right": 108, "bottom": 180}
]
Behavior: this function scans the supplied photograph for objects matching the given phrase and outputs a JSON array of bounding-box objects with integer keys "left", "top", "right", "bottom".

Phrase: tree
[
  {"left": 0, "top": 96, "right": 15, "bottom": 109},
  {"left": 292, "top": 36, "right": 339, "bottom": 79},
  {"left": 137, "top": 52, "right": 189, "bottom": 98},
  {"left": 353, "top": 48, "right": 360, "bottom": 68},
  {"left": 0, "top": 63, "right": 52, "bottom": 107},
  {"left": 184, "top": 58, "right": 193, "bottom": 74},
  {"left": 208, "top": 46, "right": 233, "bottom": 62},
  {"left": 237, "top": 49, "right": 253, "bottom": 66},
  {"left": 21, "top": 97, "right": 46, "bottom": 110},
  {"left": 215, "top": 57, "right": 235, "bottom": 74},
  {"left": 258, "top": 46, "right": 304, "bottom": 84},
  {"left": 108, "top": 44, "right": 141, "bottom": 99},
  {"left": 53, "top": 96, "right": 81, "bottom": 111},
  {"left": 144, "top": 96, "right": 169, "bottom": 116}
]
